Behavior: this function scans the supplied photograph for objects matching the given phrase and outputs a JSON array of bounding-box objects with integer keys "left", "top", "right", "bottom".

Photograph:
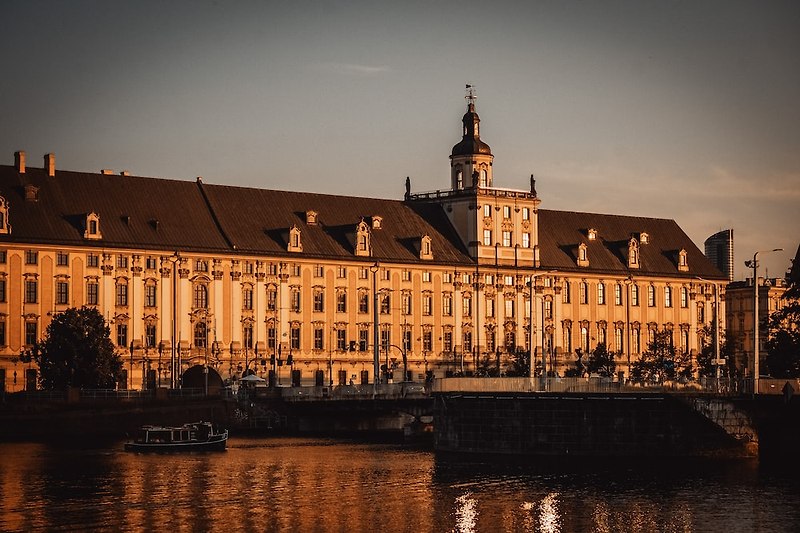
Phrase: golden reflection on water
[{"left": 0, "top": 439, "right": 798, "bottom": 532}]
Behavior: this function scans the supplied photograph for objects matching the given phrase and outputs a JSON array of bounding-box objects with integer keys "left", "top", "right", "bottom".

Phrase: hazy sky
[{"left": 2, "top": 0, "right": 798, "bottom": 279}]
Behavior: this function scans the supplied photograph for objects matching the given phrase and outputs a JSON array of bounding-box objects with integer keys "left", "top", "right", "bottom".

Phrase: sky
[{"left": 1, "top": 0, "right": 798, "bottom": 280}]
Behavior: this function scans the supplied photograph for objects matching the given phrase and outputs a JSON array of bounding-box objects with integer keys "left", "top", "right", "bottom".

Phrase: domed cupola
[
  {"left": 450, "top": 85, "right": 494, "bottom": 190},
  {"left": 451, "top": 101, "right": 492, "bottom": 157}
]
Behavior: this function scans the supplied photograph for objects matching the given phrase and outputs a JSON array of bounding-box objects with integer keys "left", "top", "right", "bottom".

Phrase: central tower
[{"left": 450, "top": 85, "right": 494, "bottom": 190}]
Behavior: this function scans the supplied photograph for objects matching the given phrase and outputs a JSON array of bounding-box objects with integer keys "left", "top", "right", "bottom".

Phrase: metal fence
[{"left": 432, "top": 376, "right": 742, "bottom": 395}]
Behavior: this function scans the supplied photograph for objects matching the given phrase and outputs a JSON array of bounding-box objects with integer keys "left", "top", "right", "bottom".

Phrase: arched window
[
  {"left": 193, "top": 284, "right": 208, "bottom": 309},
  {"left": 479, "top": 169, "right": 487, "bottom": 187}
]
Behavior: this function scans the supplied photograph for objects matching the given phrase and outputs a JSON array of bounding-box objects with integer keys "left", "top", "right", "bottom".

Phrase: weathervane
[{"left": 465, "top": 84, "right": 476, "bottom": 105}]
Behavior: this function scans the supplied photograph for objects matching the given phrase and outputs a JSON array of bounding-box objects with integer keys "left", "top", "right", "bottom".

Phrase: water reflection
[{"left": 1, "top": 438, "right": 799, "bottom": 532}]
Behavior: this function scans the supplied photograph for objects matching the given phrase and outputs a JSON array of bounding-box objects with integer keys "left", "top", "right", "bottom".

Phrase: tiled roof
[
  {"left": 0, "top": 162, "right": 726, "bottom": 280},
  {"left": 538, "top": 209, "right": 725, "bottom": 279}
]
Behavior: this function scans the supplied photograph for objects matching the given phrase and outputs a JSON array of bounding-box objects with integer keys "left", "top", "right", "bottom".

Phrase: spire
[{"left": 452, "top": 84, "right": 491, "bottom": 157}]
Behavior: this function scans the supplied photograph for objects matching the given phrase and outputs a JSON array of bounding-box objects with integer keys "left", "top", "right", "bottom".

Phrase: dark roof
[
  {"left": 0, "top": 164, "right": 471, "bottom": 264},
  {"left": 0, "top": 162, "right": 725, "bottom": 279},
  {"left": 451, "top": 103, "right": 492, "bottom": 157},
  {"left": 538, "top": 209, "right": 726, "bottom": 280}
]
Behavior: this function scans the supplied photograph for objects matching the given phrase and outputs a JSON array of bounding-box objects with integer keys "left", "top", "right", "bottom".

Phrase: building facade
[
  {"left": 0, "top": 95, "right": 728, "bottom": 392},
  {"left": 704, "top": 229, "right": 734, "bottom": 282}
]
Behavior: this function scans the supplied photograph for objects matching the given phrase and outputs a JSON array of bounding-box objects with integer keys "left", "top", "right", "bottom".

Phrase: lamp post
[
  {"left": 370, "top": 262, "right": 380, "bottom": 391},
  {"left": 745, "top": 248, "right": 783, "bottom": 395},
  {"left": 169, "top": 251, "right": 180, "bottom": 389},
  {"left": 528, "top": 270, "right": 556, "bottom": 383},
  {"left": 624, "top": 275, "right": 633, "bottom": 381}
]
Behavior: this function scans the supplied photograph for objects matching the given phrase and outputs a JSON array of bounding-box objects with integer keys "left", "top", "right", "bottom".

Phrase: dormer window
[
  {"left": 420, "top": 235, "right": 433, "bottom": 260},
  {"left": 628, "top": 238, "right": 640, "bottom": 269},
  {"left": 355, "top": 220, "right": 372, "bottom": 257},
  {"left": 288, "top": 225, "right": 303, "bottom": 253},
  {"left": 678, "top": 249, "right": 689, "bottom": 272},
  {"left": 371, "top": 216, "right": 382, "bottom": 230},
  {"left": 640, "top": 232, "right": 649, "bottom": 245},
  {"left": 306, "top": 210, "right": 318, "bottom": 225},
  {"left": 577, "top": 242, "right": 589, "bottom": 267},
  {"left": 0, "top": 195, "right": 10, "bottom": 234},
  {"left": 588, "top": 228, "right": 598, "bottom": 240},
  {"left": 84, "top": 212, "right": 102, "bottom": 240}
]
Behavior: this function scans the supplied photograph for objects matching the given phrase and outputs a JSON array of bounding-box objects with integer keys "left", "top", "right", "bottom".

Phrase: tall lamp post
[
  {"left": 745, "top": 248, "right": 783, "bottom": 395},
  {"left": 169, "top": 251, "right": 180, "bottom": 389},
  {"left": 370, "top": 262, "right": 380, "bottom": 391}
]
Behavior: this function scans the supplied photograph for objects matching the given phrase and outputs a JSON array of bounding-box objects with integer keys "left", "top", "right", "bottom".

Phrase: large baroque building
[{"left": 0, "top": 94, "right": 727, "bottom": 392}]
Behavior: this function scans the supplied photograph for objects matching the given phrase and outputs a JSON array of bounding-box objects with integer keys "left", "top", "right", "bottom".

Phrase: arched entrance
[{"left": 182, "top": 365, "right": 224, "bottom": 395}]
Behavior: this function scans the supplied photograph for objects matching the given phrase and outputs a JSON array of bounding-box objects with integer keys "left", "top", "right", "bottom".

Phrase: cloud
[{"left": 315, "top": 62, "right": 391, "bottom": 75}]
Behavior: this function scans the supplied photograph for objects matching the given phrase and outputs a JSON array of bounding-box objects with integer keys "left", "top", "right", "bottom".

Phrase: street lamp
[
  {"left": 169, "top": 251, "right": 181, "bottom": 389},
  {"left": 695, "top": 276, "right": 721, "bottom": 383},
  {"left": 370, "top": 262, "right": 380, "bottom": 391},
  {"left": 745, "top": 248, "right": 783, "bottom": 394}
]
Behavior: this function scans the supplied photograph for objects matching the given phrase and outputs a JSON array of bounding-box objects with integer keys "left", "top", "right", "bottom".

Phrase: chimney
[
  {"left": 44, "top": 153, "right": 55, "bottom": 177},
  {"left": 101, "top": 169, "right": 114, "bottom": 175},
  {"left": 24, "top": 184, "right": 39, "bottom": 202},
  {"left": 14, "top": 151, "right": 26, "bottom": 173}
]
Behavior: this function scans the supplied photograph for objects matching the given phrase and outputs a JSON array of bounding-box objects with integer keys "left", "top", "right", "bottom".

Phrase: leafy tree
[
  {"left": 564, "top": 348, "right": 587, "bottom": 378},
  {"left": 33, "top": 307, "right": 122, "bottom": 389},
  {"left": 505, "top": 348, "right": 531, "bottom": 377},
  {"left": 631, "top": 331, "right": 692, "bottom": 384},
  {"left": 765, "top": 259, "right": 800, "bottom": 378},
  {"left": 696, "top": 327, "right": 738, "bottom": 378},
  {"left": 586, "top": 343, "right": 617, "bottom": 377}
]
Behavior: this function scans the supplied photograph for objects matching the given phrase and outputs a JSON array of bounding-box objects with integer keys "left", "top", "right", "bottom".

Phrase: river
[{"left": 1, "top": 437, "right": 799, "bottom": 532}]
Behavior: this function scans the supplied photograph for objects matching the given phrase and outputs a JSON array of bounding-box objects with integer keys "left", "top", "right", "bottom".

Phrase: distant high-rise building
[{"left": 705, "top": 229, "right": 734, "bottom": 281}]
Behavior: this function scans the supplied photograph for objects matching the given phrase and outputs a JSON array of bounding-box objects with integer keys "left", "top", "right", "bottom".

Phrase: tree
[
  {"left": 765, "top": 257, "right": 800, "bottom": 378},
  {"left": 564, "top": 348, "right": 587, "bottom": 377},
  {"left": 631, "top": 331, "right": 692, "bottom": 384},
  {"left": 585, "top": 343, "right": 617, "bottom": 377},
  {"left": 696, "top": 327, "right": 738, "bottom": 379},
  {"left": 505, "top": 348, "right": 531, "bottom": 377},
  {"left": 33, "top": 307, "right": 123, "bottom": 389}
]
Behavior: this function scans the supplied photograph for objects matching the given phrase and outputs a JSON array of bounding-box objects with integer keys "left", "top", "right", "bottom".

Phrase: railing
[
  {"left": 432, "top": 377, "right": 741, "bottom": 395},
  {"left": 274, "top": 382, "right": 429, "bottom": 402}
]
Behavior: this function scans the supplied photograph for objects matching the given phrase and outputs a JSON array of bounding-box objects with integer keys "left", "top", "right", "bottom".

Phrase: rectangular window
[
  {"left": 314, "top": 265, "right": 324, "bottom": 277},
  {"left": 632, "top": 329, "right": 641, "bottom": 353},
  {"left": 0, "top": 280, "right": 5, "bottom": 303},
  {"left": 267, "top": 288, "right": 277, "bottom": 311},
  {"left": 146, "top": 257, "right": 157, "bottom": 270},
  {"left": 581, "top": 327, "right": 589, "bottom": 352},
  {"left": 505, "top": 298, "right": 514, "bottom": 318},
  {"left": 145, "top": 285, "right": 157, "bottom": 307},
  {"left": 25, "top": 322, "right": 38, "bottom": 345},
  {"left": 423, "top": 294, "right": 432, "bottom": 316},
  {"left": 483, "top": 204, "right": 491, "bottom": 218},
  {"left": 503, "top": 205, "right": 511, "bottom": 219},
  {"left": 544, "top": 300, "right": 552, "bottom": 319},
  {"left": 243, "top": 288, "right": 254, "bottom": 310},
  {"left": 664, "top": 287, "right": 672, "bottom": 308},
  {"left": 87, "top": 281, "right": 99, "bottom": 305},
  {"left": 522, "top": 233, "right": 530, "bottom": 248},
  {"left": 145, "top": 324, "right": 157, "bottom": 348},
  {"left": 381, "top": 268, "right": 390, "bottom": 281},
  {"left": 267, "top": 326, "right": 276, "bottom": 350},
  {"left": 56, "top": 281, "right": 69, "bottom": 305},
  {"left": 195, "top": 259, "right": 208, "bottom": 272},
  {"left": 291, "top": 289, "right": 301, "bottom": 312},
  {"left": 422, "top": 271, "right": 431, "bottom": 283},
  {"left": 268, "top": 263, "right": 278, "bottom": 276},
  {"left": 116, "top": 283, "right": 128, "bottom": 306},
  {"left": 579, "top": 282, "right": 588, "bottom": 305},
  {"left": 486, "top": 330, "right": 495, "bottom": 352},
  {"left": 615, "top": 328, "right": 623, "bottom": 352},
  {"left": 291, "top": 264, "right": 301, "bottom": 276},
  {"left": 442, "top": 294, "right": 453, "bottom": 316},
  {"left": 336, "top": 291, "right": 347, "bottom": 313},
  {"left": 402, "top": 293, "right": 412, "bottom": 315},
  {"left": 359, "top": 267, "right": 369, "bottom": 280},
  {"left": 337, "top": 329, "right": 347, "bottom": 351},
  {"left": 116, "top": 256, "right": 128, "bottom": 269},
  {"left": 87, "top": 254, "right": 99, "bottom": 268},
  {"left": 522, "top": 207, "right": 530, "bottom": 220},
  {"left": 463, "top": 295, "right": 472, "bottom": 317},
  {"left": 359, "top": 328, "right": 369, "bottom": 352},
  {"left": 502, "top": 231, "right": 512, "bottom": 247},
  {"left": 337, "top": 266, "right": 347, "bottom": 278},
  {"left": 244, "top": 262, "right": 254, "bottom": 275},
  {"left": 443, "top": 272, "right": 452, "bottom": 283},
  {"left": 463, "top": 331, "right": 472, "bottom": 353},
  {"left": 403, "top": 329, "right": 412, "bottom": 352},
  {"left": 486, "top": 298, "right": 495, "bottom": 318},
  {"left": 563, "top": 280, "right": 571, "bottom": 303},
  {"left": 25, "top": 250, "right": 38, "bottom": 265},
  {"left": 380, "top": 293, "right": 391, "bottom": 314},
  {"left": 290, "top": 325, "right": 301, "bottom": 350},
  {"left": 0, "top": 320, "right": 5, "bottom": 346},
  {"left": 631, "top": 284, "right": 639, "bottom": 306},
  {"left": 380, "top": 329, "right": 391, "bottom": 353},
  {"left": 314, "top": 327, "right": 324, "bottom": 350},
  {"left": 117, "top": 324, "right": 128, "bottom": 347},
  {"left": 401, "top": 269, "right": 411, "bottom": 282},
  {"left": 243, "top": 324, "right": 253, "bottom": 350},
  {"left": 359, "top": 292, "right": 369, "bottom": 314},
  {"left": 443, "top": 331, "right": 453, "bottom": 353},
  {"left": 422, "top": 330, "right": 433, "bottom": 352},
  {"left": 681, "top": 287, "right": 688, "bottom": 308},
  {"left": 647, "top": 285, "right": 656, "bottom": 307},
  {"left": 0, "top": 250, "right": 5, "bottom": 263},
  {"left": 615, "top": 284, "right": 623, "bottom": 306},
  {"left": 56, "top": 251, "right": 69, "bottom": 266},
  {"left": 25, "top": 280, "right": 37, "bottom": 304},
  {"left": 483, "top": 229, "right": 492, "bottom": 246},
  {"left": 597, "top": 283, "right": 606, "bottom": 305}
]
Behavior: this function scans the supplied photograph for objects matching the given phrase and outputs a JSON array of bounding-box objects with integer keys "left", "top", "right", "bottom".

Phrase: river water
[{"left": 1, "top": 437, "right": 799, "bottom": 532}]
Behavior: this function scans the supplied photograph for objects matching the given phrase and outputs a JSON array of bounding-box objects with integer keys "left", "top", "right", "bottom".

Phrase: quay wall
[{"left": 433, "top": 393, "right": 753, "bottom": 457}]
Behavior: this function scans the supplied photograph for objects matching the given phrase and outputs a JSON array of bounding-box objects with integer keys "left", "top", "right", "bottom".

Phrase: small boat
[{"left": 124, "top": 421, "right": 228, "bottom": 452}]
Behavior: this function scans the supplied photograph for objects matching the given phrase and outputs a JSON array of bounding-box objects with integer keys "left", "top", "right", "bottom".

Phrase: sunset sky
[{"left": 2, "top": 0, "right": 797, "bottom": 279}]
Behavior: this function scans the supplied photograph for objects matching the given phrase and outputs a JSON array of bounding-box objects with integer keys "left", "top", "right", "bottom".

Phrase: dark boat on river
[{"left": 124, "top": 421, "right": 228, "bottom": 452}]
